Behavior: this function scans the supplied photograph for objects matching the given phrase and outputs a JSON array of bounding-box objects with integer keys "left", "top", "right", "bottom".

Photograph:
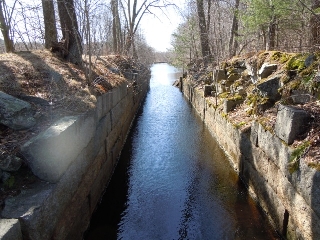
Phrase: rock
[
  {"left": 227, "top": 73, "right": 241, "bottom": 82},
  {"left": 213, "top": 69, "right": 226, "bottom": 82},
  {"left": 1, "top": 171, "right": 11, "bottom": 183},
  {"left": 18, "top": 95, "right": 50, "bottom": 106},
  {"left": 204, "top": 85, "right": 214, "bottom": 97},
  {"left": 20, "top": 115, "right": 95, "bottom": 183},
  {"left": 1, "top": 182, "right": 53, "bottom": 219},
  {"left": 1, "top": 182, "right": 54, "bottom": 240},
  {"left": 245, "top": 59, "right": 258, "bottom": 83},
  {"left": 0, "top": 154, "right": 22, "bottom": 172},
  {"left": 257, "top": 75, "right": 281, "bottom": 101},
  {"left": 224, "top": 99, "right": 244, "bottom": 113},
  {"left": 0, "top": 91, "right": 36, "bottom": 130},
  {"left": 235, "top": 86, "right": 246, "bottom": 96},
  {"left": 290, "top": 94, "right": 315, "bottom": 104},
  {"left": 305, "top": 54, "right": 315, "bottom": 68},
  {"left": 275, "top": 104, "right": 311, "bottom": 145},
  {"left": 0, "top": 219, "right": 23, "bottom": 240},
  {"left": 258, "top": 63, "right": 278, "bottom": 79}
]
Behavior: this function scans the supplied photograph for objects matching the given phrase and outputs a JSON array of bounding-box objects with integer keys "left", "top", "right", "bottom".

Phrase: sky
[{"left": 141, "top": 1, "right": 185, "bottom": 52}]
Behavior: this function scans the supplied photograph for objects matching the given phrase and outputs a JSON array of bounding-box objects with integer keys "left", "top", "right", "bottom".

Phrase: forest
[{"left": 0, "top": 0, "right": 319, "bottom": 68}]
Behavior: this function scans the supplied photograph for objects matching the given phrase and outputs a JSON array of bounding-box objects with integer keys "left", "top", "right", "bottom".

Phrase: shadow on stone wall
[
  {"left": 238, "top": 130, "right": 283, "bottom": 239},
  {"left": 312, "top": 171, "right": 320, "bottom": 238}
]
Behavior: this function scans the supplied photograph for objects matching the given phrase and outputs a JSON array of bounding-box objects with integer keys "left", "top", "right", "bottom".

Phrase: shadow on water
[{"left": 85, "top": 63, "right": 279, "bottom": 240}]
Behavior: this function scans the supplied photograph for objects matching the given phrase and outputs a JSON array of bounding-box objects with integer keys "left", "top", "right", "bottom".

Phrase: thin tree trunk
[
  {"left": 196, "top": 0, "right": 211, "bottom": 59},
  {"left": 111, "top": 0, "right": 122, "bottom": 54},
  {"left": 311, "top": 0, "right": 320, "bottom": 49},
  {"left": 42, "top": 0, "right": 57, "bottom": 49},
  {"left": 0, "top": 1, "right": 14, "bottom": 52},
  {"left": 267, "top": 4, "right": 276, "bottom": 50},
  {"left": 228, "top": 0, "right": 240, "bottom": 57}
]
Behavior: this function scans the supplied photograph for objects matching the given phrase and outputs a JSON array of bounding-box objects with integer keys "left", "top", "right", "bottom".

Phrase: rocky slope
[{"left": 185, "top": 51, "right": 320, "bottom": 171}]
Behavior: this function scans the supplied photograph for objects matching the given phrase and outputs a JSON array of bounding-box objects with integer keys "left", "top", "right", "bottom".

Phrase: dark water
[{"left": 84, "top": 63, "right": 279, "bottom": 240}]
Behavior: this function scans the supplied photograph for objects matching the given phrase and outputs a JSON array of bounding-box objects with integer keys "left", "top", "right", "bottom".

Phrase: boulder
[
  {"left": 0, "top": 91, "right": 36, "bottom": 130},
  {"left": 305, "top": 54, "right": 315, "bottom": 68},
  {"left": 227, "top": 73, "right": 241, "bottom": 82},
  {"left": 290, "top": 94, "right": 314, "bottom": 104},
  {"left": 258, "top": 63, "right": 278, "bottom": 79},
  {"left": 275, "top": 104, "right": 311, "bottom": 145},
  {"left": 0, "top": 219, "right": 22, "bottom": 240},
  {"left": 257, "top": 75, "right": 281, "bottom": 101},
  {"left": 213, "top": 69, "right": 226, "bottom": 82},
  {"left": 0, "top": 154, "right": 22, "bottom": 172}
]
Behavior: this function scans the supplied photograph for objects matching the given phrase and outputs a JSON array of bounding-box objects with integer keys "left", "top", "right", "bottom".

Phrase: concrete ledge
[
  {"left": 0, "top": 73, "right": 150, "bottom": 239},
  {"left": 0, "top": 219, "right": 22, "bottom": 240}
]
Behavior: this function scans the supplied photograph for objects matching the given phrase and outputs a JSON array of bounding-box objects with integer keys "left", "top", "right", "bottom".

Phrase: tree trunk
[
  {"left": 228, "top": 0, "right": 240, "bottom": 57},
  {"left": 267, "top": 16, "right": 276, "bottom": 50},
  {"left": 111, "top": 0, "right": 122, "bottom": 54},
  {"left": 267, "top": 4, "right": 276, "bottom": 50},
  {"left": 57, "top": 0, "right": 83, "bottom": 65},
  {"left": 196, "top": 0, "right": 211, "bottom": 59},
  {"left": 0, "top": 1, "right": 14, "bottom": 52},
  {"left": 42, "top": 0, "right": 57, "bottom": 49},
  {"left": 311, "top": 0, "right": 320, "bottom": 49}
]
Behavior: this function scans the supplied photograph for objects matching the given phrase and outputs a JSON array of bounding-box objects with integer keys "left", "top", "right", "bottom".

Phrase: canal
[{"left": 84, "top": 63, "right": 279, "bottom": 239}]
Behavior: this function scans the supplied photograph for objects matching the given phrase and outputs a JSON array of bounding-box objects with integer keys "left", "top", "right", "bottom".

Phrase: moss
[
  {"left": 286, "top": 54, "right": 308, "bottom": 72},
  {"left": 234, "top": 121, "right": 246, "bottom": 129},
  {"left": 308, "top": 162, "right": 320, "bottom": 171},
  {"left": 271, "top": 51, "right": 291, "bottom": 64},
  {"left": 219, "top": 92, "right": 229, "bottom": 98},
  {"left": 221, "top": 112, "right": 228, "bottom": 119},
  {"left": 288, "top": 79, "right": 301, "bottom": 90},
  {"left": 228, "top": 93, "right": 243, "bottom": 101},
  {"left": 288, "top": 141, "right": 311, "bottom": 174}
]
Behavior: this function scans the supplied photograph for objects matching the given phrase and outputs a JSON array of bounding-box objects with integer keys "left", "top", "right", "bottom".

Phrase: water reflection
[{"left": 85, "top": 63, "right": 279, "bottom": 240}]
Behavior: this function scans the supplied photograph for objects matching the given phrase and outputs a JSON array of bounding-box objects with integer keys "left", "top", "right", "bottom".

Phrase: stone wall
[
  {"left": 182, "top": 78, "right": 320, "bottom": 240},
  {"left": 0, "top": 76, "right": 149, "bottom": 239}
]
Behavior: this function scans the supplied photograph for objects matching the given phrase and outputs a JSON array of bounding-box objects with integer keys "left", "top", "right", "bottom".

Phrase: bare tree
[
  {"left": 196, "top": 0, "right": 211, "bottom": 59},
  {"left": 120, "top": 0, "right": 174, "bottom": 58},
  {"left": 111, "top": 0, "right": 122, "bottom": 54},
  {"left": 228, "top": 0, "right": 240, "bottom": 57},
  {"left": 310, "top": 0, "right": 320, "bottom": 49},
  {"left": 57, "top": 0, "right": 83, "bottom": 64},
  {"left": 0, "top": 0, "right": 15, "bottom": 52},
  {"left": 42, "top": 0, "right": 57, "bottom": 49}
]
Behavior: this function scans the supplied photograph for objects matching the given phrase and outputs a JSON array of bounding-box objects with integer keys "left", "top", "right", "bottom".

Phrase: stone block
[
  {"left": 213, "top": 69, "right": 226, "bottom": 82},
  {"left": 204, "top": 85, "right": 214, "bottom": 97},
  {"left": 258, "top": 63, "right": 278, "bottom": 79},
  {"left": 257, "top": 75, "right": 281, "bottom": 101},
  {"left": 290, "top": 94, "right": 314, "bottom": 104},
  {"left": 275, "top": 104, "right": 311, "bottom": 145},
  {"left": 227, "top": 73, "right": 241, "bottom": 82},
  {"left": 223, "top": 99, "right": 244, "bottom": 113},
  {"left": 21, "top": 115, "right": 95, "bottom": 182},
  {"left": 0, "top": 219, "right": 22, "bottom": 240}
]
